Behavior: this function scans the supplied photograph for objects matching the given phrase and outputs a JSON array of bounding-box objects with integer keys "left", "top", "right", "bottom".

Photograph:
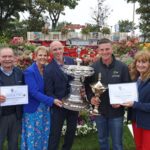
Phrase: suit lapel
[{"left": 52, "top": 60, "right": 68, "bottom": 82}]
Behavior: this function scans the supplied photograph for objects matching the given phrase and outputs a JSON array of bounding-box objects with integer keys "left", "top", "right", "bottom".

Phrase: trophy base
[{"left": 62, "top": 99, "right": 88, "bottom": 111}]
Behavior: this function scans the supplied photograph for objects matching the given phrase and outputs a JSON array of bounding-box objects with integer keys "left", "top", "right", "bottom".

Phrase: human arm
[
  {"left": 122, "top": 101, "right": 150, "bottom": 113},
  {"left": 53, "top": 99, "right": 63, "bottom": 107},
  {"left": 24, "top": 69, "right": 55, "bottom": 106}
]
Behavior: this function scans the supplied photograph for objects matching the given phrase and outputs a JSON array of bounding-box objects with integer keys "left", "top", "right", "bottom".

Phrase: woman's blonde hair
[
  {"left": 34, "top": 46, "right": 49, "bottom": 55},
  {"left": 130, "top": 50, "right": 150, "bottom": 81}
]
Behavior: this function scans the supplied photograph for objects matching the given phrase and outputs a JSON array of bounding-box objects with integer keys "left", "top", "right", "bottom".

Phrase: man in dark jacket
[
  {"left": 0, "top": 47, "right": 24, "bottom": 150},
  {"left": 44, "top": 41, "right": 78, "bottom": 150},
  {"left": 85, "top": 38, "right": 131, "bottom": 150}
]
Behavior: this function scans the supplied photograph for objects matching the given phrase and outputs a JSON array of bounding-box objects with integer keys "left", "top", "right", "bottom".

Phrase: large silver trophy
[
  {"left": 90, "top": 73, "right": 107, "bottom": 115},
  {"left": 62, "top": 49, "right": 94, "bottom": 111}
]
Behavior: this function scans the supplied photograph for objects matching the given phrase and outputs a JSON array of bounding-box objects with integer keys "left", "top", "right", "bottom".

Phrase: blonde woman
[
  {"left": 21, "top": 46, "right": 62, "bottom": 150},
  {"left": 123, "top": 50, "right": 150, "bottom": 150}
]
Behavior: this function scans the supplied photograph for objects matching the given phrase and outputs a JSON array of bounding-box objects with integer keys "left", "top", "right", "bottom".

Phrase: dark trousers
[
  {"left": 0, "top": 113, "right": 21, "bottom": 150},
  {"left": 48, "top": 106, "right": 79, "bottom": 150}
]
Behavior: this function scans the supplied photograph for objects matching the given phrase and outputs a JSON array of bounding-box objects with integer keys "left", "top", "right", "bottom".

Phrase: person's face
[
  {"left": 0, "top": 48, "right": 15, "bottom": 70},
  {"left": 97, "top": 43, "right": 113, "bottom": 61},
  {"left": 35, "top": 50, "right": 48, "bottom": 65},
  {"left": 136, "top": 59, "right": 150, "bottom": 74},
  {"left": 51, "top": 43, "right": 64, "bottom": 61}
]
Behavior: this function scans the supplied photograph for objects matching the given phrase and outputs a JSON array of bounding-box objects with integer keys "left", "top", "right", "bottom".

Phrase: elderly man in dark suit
[
  {"left": 0, "top": 47, "right": 24, "bottom": 150},
  {"left": 44, "top": 41, "right": 79, "bottom": 150}
]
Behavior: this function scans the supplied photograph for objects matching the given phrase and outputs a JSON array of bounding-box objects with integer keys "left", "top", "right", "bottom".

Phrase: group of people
[
  {"left": 0, "top": 41, "right": 79, "bottom": 150},
  {"left": 85, "top": 38, "right": 150, "bottom": 150},
  {"left": 0, "top": 38, "right": 149, "bottom": 150}
]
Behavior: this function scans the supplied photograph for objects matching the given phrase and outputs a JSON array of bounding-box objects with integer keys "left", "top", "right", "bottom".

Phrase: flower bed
[{"left": 62, "top": 111, "right": 97, "bottom": 136}]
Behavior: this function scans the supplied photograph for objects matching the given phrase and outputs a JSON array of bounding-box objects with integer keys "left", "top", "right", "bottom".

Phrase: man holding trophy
[
  {"left": 85, "top": 38, "right": 131, "bottom": 150},
  {"left": 44, "top": 41, "right": 79, "bottom": 150}
]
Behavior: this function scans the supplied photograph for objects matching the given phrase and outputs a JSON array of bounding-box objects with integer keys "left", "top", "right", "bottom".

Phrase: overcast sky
[{"left": 59, "top": 0, "right": 140, "bottom": 32}]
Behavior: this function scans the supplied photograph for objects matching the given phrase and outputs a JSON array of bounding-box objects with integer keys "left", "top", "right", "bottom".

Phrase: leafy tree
[
  {"left": 55, "top": 21, "right": 71, "bottom": 31},
  {"left": 81, "top": 24, "right": 100, "bottom": 33},
  {"left": 101, "top": 27, "right": 110, "bottom": 35},
  {"left": 89, "top": 25, "right": 100, "bottom": 32},
  {"left": 81, "top": 25, "right": 91, "bottom": 40},
  {"left": 55, "top": 21, "right": 71, "bottom": 38},
  {"left": 127, "top": 0, "right": 150, "bottom": 42},
  {"left": 26, "top": 0, "right": 79, "bottom": 31},
  {"left": 81, "top": 24, "right": 101, "bottom": 39},
  {"left": 47, "top": 0, "right": 79, "bottom": 30},
  {"left": 0, "top": 0, "right": 27, "bottom": 35},
  {"left": 118, "top": 20, "right": 134, "bottom": 32},
  {"left": 91, "top": 0, "right": 111, "bottom": 28},
  {"left": 4, "top": 19, "right": 28, "bottom": 39},
  {"left": 26, "top": 0, "right": 48, "bottom": 31}
]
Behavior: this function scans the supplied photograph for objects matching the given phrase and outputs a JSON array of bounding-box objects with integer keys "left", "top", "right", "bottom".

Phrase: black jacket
[
  {"left": 0, "top": 67, "right": 24, "bottom": 120},
  {"left": 85, "top": 55, "right": 131, "bottom": 118}
]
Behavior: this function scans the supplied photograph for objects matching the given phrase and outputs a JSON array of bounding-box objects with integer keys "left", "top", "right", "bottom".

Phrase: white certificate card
[
  {"left": 0, "top": 85, "right": 28, "bottom": 106},
  {"left": 108, "top": 82, "right": 138, "bottom": 104}
]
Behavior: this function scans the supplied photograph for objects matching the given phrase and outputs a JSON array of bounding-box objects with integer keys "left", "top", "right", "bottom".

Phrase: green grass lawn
[
  {"left": 59, "top": 125, "right": 135, "bottom": 150},
  {"left": 3, "top": 125, "right": 135, "bottom": 150}
]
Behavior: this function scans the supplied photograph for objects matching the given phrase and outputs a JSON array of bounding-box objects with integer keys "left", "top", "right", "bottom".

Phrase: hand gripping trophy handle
[{"left": 90, "top": 73, "right": 106, "bottom": 115}]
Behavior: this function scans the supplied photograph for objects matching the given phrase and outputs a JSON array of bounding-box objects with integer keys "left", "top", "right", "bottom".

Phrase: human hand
[
  {"left": 91, "top": 96, "right": 100, "bottom": 107},
  {"left": 111, "top": 104, "right": 121, "bottom": 108},
  {"left": 80, "top": 87, "right": 86, "bottom": 98},
  {"left": 0, "top": 95, "right": 6, "bottom": 103},
  {"left": 121, "top": 101, "right": 134, "bottom": 107},
  {"left": 54, "top": 99, "right": 63, "bottom": 107}
]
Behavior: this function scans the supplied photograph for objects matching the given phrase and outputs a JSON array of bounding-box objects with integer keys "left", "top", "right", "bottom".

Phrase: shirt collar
[
  {"left": 54, "top": 57, "right": 66, "bottom": 66},
  {"left": 0, "top": 67, "right": 14, "bottom": 76}
]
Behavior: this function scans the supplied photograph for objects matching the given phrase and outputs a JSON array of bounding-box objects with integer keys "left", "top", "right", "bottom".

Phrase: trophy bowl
[{"left": 62, "top": 61, "right": 94, "bottom": 111}]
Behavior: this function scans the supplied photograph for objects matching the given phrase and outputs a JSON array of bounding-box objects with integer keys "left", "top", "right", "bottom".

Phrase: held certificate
[
  {"left": 108, "top": 82, "right": 138, "bottom": 104},
  {"left": 0, "top": 85, "right": 28, "bottom": 106}
]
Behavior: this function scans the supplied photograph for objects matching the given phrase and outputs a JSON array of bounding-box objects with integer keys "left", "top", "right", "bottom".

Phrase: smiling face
[
  {"left": 34, "top": 46, "right": 48, "bottom": 66},
  {"left": 0, "top": 48, "right": 15, "bottom": 71},
  {"left": 133, "top": 51, "right": 150, "bottom": 80},
  {"left": 50, "top": 41, "right": 64, "bottom": 62},
  {"left": 136, "top": 59, "right": 150, "bottom": 75},
  {"left": 35, "top": 49, "right": 48, "bottom": 66},
  {"left": 97, "top": 43, "right": 113, "bottom": 64}
]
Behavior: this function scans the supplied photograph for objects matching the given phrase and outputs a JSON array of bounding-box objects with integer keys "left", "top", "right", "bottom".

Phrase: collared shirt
[
  {"left": 0, "top": 67, "right": 13, "bottom": 76},
  {"left": 54, "top": 57, "right": 67, "bottom": 66},
  {"left": 54, "top": 57, "right": 67, "bottom": 71}
]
